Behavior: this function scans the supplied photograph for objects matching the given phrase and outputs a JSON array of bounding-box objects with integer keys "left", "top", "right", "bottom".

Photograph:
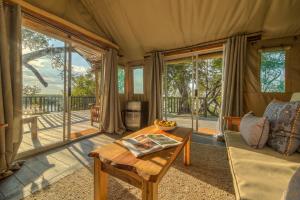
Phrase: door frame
[{"left": 163, "top": 50, "right": 223, "bottom": 133}]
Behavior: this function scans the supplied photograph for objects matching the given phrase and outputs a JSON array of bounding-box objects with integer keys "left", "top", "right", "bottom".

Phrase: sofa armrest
[{"left": 223, "top": 116, "right": 241, "bottom": 131}]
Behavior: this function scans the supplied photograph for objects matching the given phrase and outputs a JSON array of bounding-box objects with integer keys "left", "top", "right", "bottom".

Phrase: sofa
[{"left": 224, "top": 93, "right": 300, "bottom": 200}]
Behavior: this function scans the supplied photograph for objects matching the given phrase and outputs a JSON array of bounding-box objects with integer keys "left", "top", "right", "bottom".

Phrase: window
[
  {"left": 260, "top": 50, "right": 285, "bottom": 93},
  {"left": 133, "top": 67, "right": 144, "bottom": 94},
  {"left": 118, "top": 67, "right": 125, "bottom": 94}
]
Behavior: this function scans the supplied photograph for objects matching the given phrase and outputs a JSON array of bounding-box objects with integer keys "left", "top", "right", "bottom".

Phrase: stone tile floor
[{"left": 0, "top": 132, "right": 224, "bottom": 200}]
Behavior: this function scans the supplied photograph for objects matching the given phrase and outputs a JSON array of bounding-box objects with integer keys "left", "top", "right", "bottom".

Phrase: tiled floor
[{"left": 0, "top": 132, "right": 224, "bottom": 200}]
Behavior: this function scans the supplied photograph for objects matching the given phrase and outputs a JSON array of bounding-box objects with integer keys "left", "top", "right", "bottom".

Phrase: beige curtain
[
  {"left": 0, "top": 2, "right": 23, "bottom": 178},
  {"left": 220, "top": 34, "right": 247, "bottom": 130},
  {"left": 99, "top": 49, "right": 125, "bottom": 134},
  {"left": 147, "top": 52, "right": 164, "bottom": 125}
]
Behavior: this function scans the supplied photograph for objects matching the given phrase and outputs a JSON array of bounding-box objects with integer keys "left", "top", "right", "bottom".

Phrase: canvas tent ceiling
[{"left": 25, "top": 0, "right": 300, "bottom": 62}]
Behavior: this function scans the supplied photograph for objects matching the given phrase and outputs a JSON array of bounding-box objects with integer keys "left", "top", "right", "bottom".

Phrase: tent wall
[
  {"left": 120, "top": 34, "right": 300, "bottom": 120},
  {"left": 244, "top": 35, "right": 300, "bottom": 116},
  {"left": 24, "top": 0, "right": 106, "bottom": 39}
]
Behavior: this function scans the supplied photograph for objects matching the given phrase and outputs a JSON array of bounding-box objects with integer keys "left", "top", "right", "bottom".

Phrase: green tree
[
  {"left": 22, "top": 27, "right": 97, "bottom": 96},
  {"left": 23, "top": 85, "right": 41, "bottom": 96},
  {"left": 118, "top": 67, "right": 125, "bottom": 93},
  {"left": 165, "top": 57, "right": 222, "bottom": 117},
  {"left": 197, "top": 58, "right": 222, "bottom": 117},
  {"left": 260, "top": 51, "right": 285, "bottom": 92},
  {"left": 71, "top": 71, "right": 95, "bottom": 96},
  {"left": 22, "top": 27, "right": 67, "bottom": 87},
  {"left": 165, "top": 61, "right": 193, "bottom": 113}
]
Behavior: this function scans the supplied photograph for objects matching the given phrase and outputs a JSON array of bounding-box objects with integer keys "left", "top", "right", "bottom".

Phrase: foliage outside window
[
  {"left": 22, "top": 27, "right": 65, "bottom": 95},
  {"left": 165, "top": 57, "right": 222, "bottom": 117},
  {"left": 71, "top": 70, "right": 95, "bottom": 96},
  {"left": 22, "top": 27, "right": 95, "bottom": 97},
  {"left": 118, "top": 67, "right": 125, "bottom": 94},
  {"left": 22, "top": 26, "right": 97, "bottom": 116},
  {"left": 133, "top": 67, "right": 144, "bottom": 94},
  {"left": 260, "top": 50, "right": 285, "bottom": 93}
]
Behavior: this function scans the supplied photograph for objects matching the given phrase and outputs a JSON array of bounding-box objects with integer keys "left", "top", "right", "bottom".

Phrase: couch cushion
[
  {"left": 225, "top": 131, "right": 300, "bottom": 200},
  {"left": 290, "top": 92, "right": 300, "bottom": 102},
  {"left": 290, "top": 93, "right": 300, "bottom": 153},
  {"left": 263, "top": 100, "right": 300, "bottom": 155},
  {"left": 240, "top": 112, "right": 269, "bottom": 148},
  {"left": 281, "top": 167, "right": 300, "bottom": 200}
]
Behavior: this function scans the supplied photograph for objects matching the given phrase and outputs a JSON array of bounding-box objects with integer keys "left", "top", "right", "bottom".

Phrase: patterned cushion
[
  {"left": 240, "top": 112, "right": 269, "bottom": 149},
  {"left": 281, "top": 167, "right": 300, "bottom": 200},
  {"left": 263, "top": 100, "right": 300, "bottom": 155},
  {"left": 290, "top": 93, "right": 300, "bottom": 153}
]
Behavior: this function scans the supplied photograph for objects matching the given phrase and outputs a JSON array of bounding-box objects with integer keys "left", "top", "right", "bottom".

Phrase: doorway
[
  {"left": 163, "top": 52, "right": 223, "bottom": 135},
  {"left": 19, "top": 26, "right": 103, "bottom": 157}
]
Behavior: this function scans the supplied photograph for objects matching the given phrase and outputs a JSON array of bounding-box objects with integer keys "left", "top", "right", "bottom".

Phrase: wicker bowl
[{"left": 154, "top": 124, "right": 176, "bottom": 131}]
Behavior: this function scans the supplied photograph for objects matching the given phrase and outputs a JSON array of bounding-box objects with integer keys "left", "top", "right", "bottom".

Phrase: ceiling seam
[
  {"left": 80, "top": 0, "right": 114, "bottom": 42},
  {"left": 117, "top": 1, "right": 146, "bottom": 56}
]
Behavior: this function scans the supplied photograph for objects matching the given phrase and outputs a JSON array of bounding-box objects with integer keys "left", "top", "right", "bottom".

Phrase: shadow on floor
[{"left": 172, "top": 142, "right": 234, "bottom": 194}]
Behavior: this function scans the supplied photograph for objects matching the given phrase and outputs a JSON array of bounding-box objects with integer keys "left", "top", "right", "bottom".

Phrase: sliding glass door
[
  {"left": 163, "top": 53, "right": 223, "bottom": 135},
  {"left": 191, "top": 55, "right": 223, "bottom": 135},
  {"left": 69, "top": 50, "right": 100, "bottom": 139},
  {"left": 21, "top": 27, "right": 68, "bottom": 154},
  {"left": 19, "top": 25, "right": 103, "bottom": 156},
  {"left": 163, "top": 57, "right": 193, "bottom": 128}
]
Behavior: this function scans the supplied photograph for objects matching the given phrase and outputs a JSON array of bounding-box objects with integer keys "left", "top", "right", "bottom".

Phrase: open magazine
[{"left": 122, "top": 134, "right": 182, "bottom": 157}]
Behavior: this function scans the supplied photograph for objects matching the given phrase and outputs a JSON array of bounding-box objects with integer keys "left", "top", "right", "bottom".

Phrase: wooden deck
[
  {"left": 19, "top": 111, "right": 219, "bottom": 156},
  {"left": 19, "top": 110, "right": 99, "bottom": 155},
  {"left": 167, "top": 115, "right": 220, "bottom": 135}
]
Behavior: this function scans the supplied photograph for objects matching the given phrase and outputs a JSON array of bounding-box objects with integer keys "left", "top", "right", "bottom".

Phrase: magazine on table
[{"left": 122, "top": 134, "right": 182, "bottom": 157}]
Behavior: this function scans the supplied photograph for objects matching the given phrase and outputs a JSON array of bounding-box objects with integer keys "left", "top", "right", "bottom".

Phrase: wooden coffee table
[{"left": 89, "top": 126, "right": 192, "bottom": 200}]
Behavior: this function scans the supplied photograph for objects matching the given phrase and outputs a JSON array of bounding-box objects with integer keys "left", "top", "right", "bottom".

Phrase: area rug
[{"left": 24, "top": 143, "right": 235, "bottom": 200}]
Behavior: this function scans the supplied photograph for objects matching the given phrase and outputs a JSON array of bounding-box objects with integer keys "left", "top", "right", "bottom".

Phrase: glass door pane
[
  {"left": 163, "top": 54, "right": 223, "bottom": 136},
  {"left": 20, "top": 27, "right": 67, "bottom": 154},
  {"left": 69, "top": 48, "right": 101, "bottom": 139},
  {"left": 163, "top": 57, "right": 193, "bottom": 128},
  {"left": 193, "top": 56, "right": 223, "bottom": 135}
]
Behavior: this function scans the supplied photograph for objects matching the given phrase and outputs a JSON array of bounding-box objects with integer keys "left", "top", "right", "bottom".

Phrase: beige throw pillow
[{"left": 240, "top": 112, "right": 270, "bottom": 149}]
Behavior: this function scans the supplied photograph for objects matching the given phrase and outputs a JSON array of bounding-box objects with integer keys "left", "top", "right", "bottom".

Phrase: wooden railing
[
  {"left": 23, "top": 95, "right": 96, "bottom": 114},
  {"left": 163, "top": 97, "right": 192, "bottom": 114},
  {"left": 163, "top": 96, "right": 220, "bottom": 117},
  {"left": 22, "top": 95, "right": 217, "bottom": 116}
]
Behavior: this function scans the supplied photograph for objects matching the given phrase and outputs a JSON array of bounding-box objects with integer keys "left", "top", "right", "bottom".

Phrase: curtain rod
[{"left": 145, "top": 31, "right": 262, "bottom": 58}]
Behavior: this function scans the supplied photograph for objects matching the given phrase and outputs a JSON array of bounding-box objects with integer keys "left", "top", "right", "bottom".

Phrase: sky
[
  {"left": 23, "top": 29, "right": 145, "bottom": 95},
  {"left": 23, "top": 39, "right": 91, "bottom": 95}
]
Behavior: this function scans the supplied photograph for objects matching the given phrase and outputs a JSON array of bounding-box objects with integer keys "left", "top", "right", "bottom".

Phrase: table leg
[
  {"left": 94, "top": 158, "right": 108, "bottom": 200},
  {"left": 31, "top": 117, "right": 38, "bottom": 139},
  {"left": 142, "top": 181, "right": 158, "bottom": 200},
  {"left": 184, "top": 136, "right": 191, "bottom": 166}
]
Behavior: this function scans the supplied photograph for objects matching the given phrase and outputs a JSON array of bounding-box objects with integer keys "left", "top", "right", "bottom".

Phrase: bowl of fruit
[{"left": 154, "top": 119, "right": 177, "bottom": 131}]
